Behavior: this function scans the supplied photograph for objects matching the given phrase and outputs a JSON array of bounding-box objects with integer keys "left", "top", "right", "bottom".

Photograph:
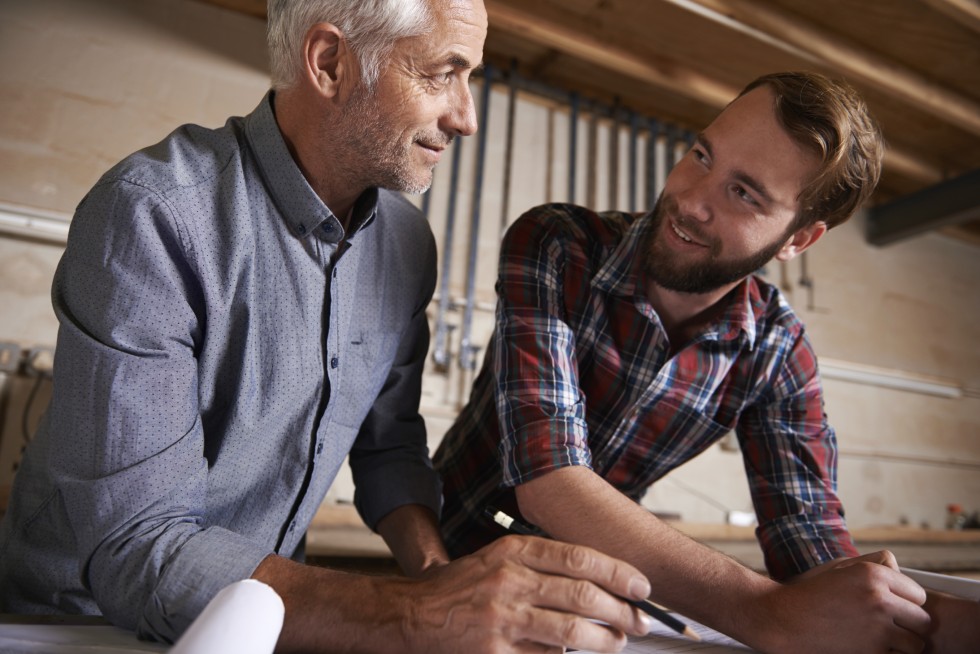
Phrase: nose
[
  {"left": 665, "top": 164, "right": 714, "bottom": 223},
  {"left": 671, "top": 172, "right": 713, "bottom": 224},
  {"left": 442, "top": 80, "right": 479, "bottom": 137}
]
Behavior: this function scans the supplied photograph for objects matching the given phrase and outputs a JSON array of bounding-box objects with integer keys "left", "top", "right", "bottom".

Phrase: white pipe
[
  {"left": 819, "top": 357, "right": 964, "bottom": 399},
  {"left": 0, "top": 202, "right": 70, "bottom": 244}
]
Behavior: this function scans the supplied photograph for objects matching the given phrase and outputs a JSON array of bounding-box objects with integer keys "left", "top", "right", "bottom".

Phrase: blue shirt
[{"left": 0, "top": 93, "right": 440, "bottom": 642}]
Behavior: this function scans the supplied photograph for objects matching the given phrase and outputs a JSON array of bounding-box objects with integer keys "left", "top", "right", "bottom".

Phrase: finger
[
  {"left": 532, "top": 573, "right": 652, "bottom": 637},
  {"left": 515, "top": 607, "right": 628, "bottom": 653},
  {"left": 865, "top": 549, "right": 900, "bottom": 571},
  {"left": 488, "top": 535, "right": 651, "bottom": 601},
  {"left": 888, "top": 595, "right": 931, "bottom": 637},
  {"left": 885, "top": 568, "right": 928, "bottom": 606}
]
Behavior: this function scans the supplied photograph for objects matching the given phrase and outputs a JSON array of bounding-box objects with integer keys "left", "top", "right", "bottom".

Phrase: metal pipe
[
  {"left": 568, "top": 92, "right": 580, "bottom": 203},
  {"left": 645, "top": 119, "right": 660, "bottom": 210},
  {"left": 499, "top": 59, "right": 519, "bottom": 239},
  {"left": 431, "top": 128, "right": 465, "bottom": 372},
  {"left": 665, "top": 125, "right": 680, "bottom": 172},
  {"left": 545, "top": 107, "right": 555, "bottom": 203},
  {"left": 586, "top": 107, "right": 599, "bottom": 209},
  {"left": 458, "top": 64, "right": 494, "bottom": 384},
  {"left": 608, "top": 100, "right": 620, "bottom": 210},
  {"left": 628, "top": 110, "right": 640, "bottom": 213}
]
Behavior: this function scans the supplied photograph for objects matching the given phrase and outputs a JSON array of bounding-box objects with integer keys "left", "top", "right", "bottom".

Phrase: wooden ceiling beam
[
  {"left": 485, "top": 0, "right": 942, "bottom": 185},
  {"left": 484, "top": 0, "right": 738, "bottom": 109},
  {"left": 194, "top": 0, "right": 266, "bottom": 19},
  {"left": 867, "top": 168, "right": 980, "bottom": 245},
  {"left": 679, "top": 0, "right": 980, "bottom": 137},
  {"left": 920, "top": 0, "right": 980, "bottom": 35}
]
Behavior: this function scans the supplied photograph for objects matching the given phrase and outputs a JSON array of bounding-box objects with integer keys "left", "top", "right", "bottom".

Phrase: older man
[
  {"left": 0, "top": 1, "right": 653, "bottom": 652},
  {"left": 436, "top": 71, "right": 979, "bottom": 653}
]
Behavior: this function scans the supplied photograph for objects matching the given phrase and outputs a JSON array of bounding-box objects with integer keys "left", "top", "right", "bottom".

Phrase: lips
[{"left": 669, "top": 219, "right": 708, "bottom": 247}]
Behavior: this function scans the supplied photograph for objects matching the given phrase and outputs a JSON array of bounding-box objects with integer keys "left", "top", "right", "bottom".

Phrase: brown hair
[{"left": 739, "top": 71, "right": 883, "bottom": 230}]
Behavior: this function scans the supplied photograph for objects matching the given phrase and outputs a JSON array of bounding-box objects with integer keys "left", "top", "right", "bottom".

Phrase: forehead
[
  {"left": 704, "top": 86, "right": 819, "bottom": 205},
  {"left": 398, "top": 0, "right": 487, "bottom": 62}
]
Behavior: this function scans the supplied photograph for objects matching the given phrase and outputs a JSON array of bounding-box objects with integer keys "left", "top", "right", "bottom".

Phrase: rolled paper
[{"left": 170, "top": 579, "right": 285, "bottom": 654}]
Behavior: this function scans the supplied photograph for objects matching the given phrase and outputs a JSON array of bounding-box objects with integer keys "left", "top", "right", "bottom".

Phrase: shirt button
[{"left": 330, "top": 357, "right": 339, "bottom": 369}]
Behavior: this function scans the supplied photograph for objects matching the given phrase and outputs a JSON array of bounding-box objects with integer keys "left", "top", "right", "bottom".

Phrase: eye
[
  {"left": 732, "top": 184, "right": 758, "bottom": 206},
  {"left": 691, "top": 146, "right": 709, "bottom": 166},
  {"left": 426, "top": 71, "right": 454, "bottom": 89}
]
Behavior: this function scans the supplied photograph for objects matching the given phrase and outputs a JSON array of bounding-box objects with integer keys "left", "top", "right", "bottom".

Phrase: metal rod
[
  {"left": 608, "top": 100, "right": 620, "bottom": 210},
  {"left": 431, "top": 129, "right": 465, "bottom": 372},
  {"left": 586, "top": 107, "right": 599, "bottom": 209},
  {"left": 459, "top": 64, "right": 494, "bottom": 379},
  {"left": 499, "top": 59, "right": 519, "bottom": 239},
  {"left": 545, "top": 107, "right": 555, "bottom": 203},
  {"left": 645, "top": 119, "right": 660, "bottom": 210},
  {"left": 628, "top": 110, "right": 640, "bottom": 213},
  {"left": 665, "top": 125, "right": 680, "bottom": 172},
  {"left": 568, "top": 92, "right": 580, "bottom": 203}
]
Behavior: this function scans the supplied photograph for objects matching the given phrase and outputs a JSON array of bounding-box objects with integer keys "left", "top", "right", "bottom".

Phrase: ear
[
  {"left": 302, "top": 22, "right": 351, "bottom": 99},
  {"left": 774, "top": 221, "right": 827, "bottom": 262}
]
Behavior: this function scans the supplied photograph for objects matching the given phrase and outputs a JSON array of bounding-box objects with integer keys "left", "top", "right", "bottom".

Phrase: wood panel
[{"left": 191, "top": 0, "right": 980, "bottom": 244}]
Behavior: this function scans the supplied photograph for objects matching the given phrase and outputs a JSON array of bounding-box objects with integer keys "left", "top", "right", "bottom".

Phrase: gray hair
[{"left": 267, "top": 0, "right": 432, "bottom": 91}]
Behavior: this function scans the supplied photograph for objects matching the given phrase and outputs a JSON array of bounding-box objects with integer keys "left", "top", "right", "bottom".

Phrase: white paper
[
  {"left": 169, "top": 579, "right": 284, "bottom": 654},
  {"left": 901, "top": 567, "right": 980, "bottom": 602},
  {"left": 577, "top": 617, "right": 755, "bottom": 653}
]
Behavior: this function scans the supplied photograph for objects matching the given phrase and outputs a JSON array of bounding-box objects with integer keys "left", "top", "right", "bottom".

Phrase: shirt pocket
[{"left": 331, "top": 328, "right": 402, "bottom": 429}]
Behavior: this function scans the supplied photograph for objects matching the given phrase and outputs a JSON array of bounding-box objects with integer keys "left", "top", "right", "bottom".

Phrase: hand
[
  {"left": 923, "top": 590, "right": 980, "bottom": 654},
  {"left": 756, "top": 553, "right": 930, "bottom": 654},
  {"left": 401, "top": 535, "right": 654, "bottom": 654}
]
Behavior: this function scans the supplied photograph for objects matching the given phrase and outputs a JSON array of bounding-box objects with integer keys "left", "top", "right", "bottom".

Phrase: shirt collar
[
  {"left": 703, "top": 277, "right": 762, "bottom": 349},
  {"left": 244, "top": 91, "right": 378, "bottom": 243}
]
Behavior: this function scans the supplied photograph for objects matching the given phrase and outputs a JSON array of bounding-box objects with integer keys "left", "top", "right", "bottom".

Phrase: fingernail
[
  {"left": 638, "top": 612, "right": 654, "bottom": 633},
  {"left": 629, "top": 576, "right": 651, "bottom": 599}
]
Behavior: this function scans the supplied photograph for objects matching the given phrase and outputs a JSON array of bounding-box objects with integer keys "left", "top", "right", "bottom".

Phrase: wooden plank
[
  {"left": 485, "top": 0, "right": 738, "bottom": 109},
  {"left": 921, "top": 0, "right": 980, "bottom": 34},
  {"left": 192, "top": 0, "right": 266, "bottom": 19},
  {"left": 868, "top": 168, "right": 980, "bottom": 245},
  {"left": 684, "top": 0, "right": 980, "bottom": 136}
]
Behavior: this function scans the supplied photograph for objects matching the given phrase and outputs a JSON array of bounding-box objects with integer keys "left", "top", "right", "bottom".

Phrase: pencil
[{"left": 486, "top": 507, "right": 701, "bottom": 642}]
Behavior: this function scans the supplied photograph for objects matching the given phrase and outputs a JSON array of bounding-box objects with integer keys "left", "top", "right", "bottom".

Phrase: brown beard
[{"left": 642, "top": 194, "right": 790, "bottom": 295}]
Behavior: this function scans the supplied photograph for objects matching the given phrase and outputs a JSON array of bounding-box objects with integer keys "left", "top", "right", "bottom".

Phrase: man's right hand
[
  {"left": 398, "top": 535, "right": 655, "bottom": 653},
  {"left": 754, "top": 553, "right": 931, "bottom": 654}
]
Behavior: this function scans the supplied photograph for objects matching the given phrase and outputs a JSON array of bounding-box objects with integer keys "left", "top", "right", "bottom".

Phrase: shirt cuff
[
  {"left": 353, "top": 462, "right": 443, "bottom": 531},
  {"left": 138, "top": 527, "right": 272, "bottom": 643},
  {"left": 499, "top": 420, "right": 593, "bottom": 488},
  {"left": 756, "top": 512, "right": 858, "bottom": 580}
]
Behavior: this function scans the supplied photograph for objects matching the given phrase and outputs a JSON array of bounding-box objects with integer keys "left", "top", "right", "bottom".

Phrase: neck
[
  {"left": 273, "top": 88, "right": 363, "bottom": 227},
  {"left": 645, "top": 278, "right": 740, "bottom": 351}
]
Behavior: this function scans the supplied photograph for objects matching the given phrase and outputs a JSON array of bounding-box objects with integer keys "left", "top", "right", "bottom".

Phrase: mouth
[{"left": 669, "top": 220, "right": 708, "bottom": 247}]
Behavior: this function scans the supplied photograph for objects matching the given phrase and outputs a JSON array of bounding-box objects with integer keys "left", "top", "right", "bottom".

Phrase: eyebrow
[
  {"left": 446, "top": 52, "right": 481, "bottom": 71},
  {"left": 696, "top": 132, "right": 774, "bottom": 206}
]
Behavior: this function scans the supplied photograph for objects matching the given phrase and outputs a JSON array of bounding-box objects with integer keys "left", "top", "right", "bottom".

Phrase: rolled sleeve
[
  {"left": 494, "top": 212, "right": 594, "bottom": 488},
  {"left": 736, "top": 332, "right": 857, "bottom": 580},
  {"left": 48, "top": 182, "right": 272, "bottom": 640}
]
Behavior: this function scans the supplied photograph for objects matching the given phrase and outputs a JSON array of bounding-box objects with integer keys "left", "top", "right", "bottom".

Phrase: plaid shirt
[{"left": 434, "top": 203, "right": 858, "bottom": 581}]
